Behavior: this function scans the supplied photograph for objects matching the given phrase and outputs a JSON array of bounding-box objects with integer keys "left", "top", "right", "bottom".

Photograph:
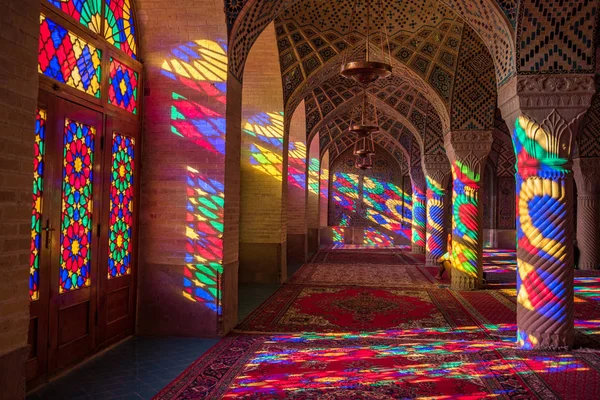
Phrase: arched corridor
[{"left": 2, "top": 0, "right": 600, "bottom": 398}]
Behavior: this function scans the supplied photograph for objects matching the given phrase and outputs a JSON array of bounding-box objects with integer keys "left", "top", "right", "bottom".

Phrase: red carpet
[
  {"left": 156, "top": 249, "right": 600, "bottom": 399},
  {"left": 290, "top": 263, "right": 433, "bottom": 287},
  {"left": 235, "top": 284, "right": 486, "bottom": 339},
  {"left": 155, "top": 334, "right": 600, "bottom": 399}
]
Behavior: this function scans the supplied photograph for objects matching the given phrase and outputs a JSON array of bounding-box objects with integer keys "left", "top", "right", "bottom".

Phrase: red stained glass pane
[
  {"left": 59, "top": 119, "right": 95, "bottom": 292},
  {"left": 30, "top": 109, "right": 46, "bottom": 301},
  {"left": 108, "top": 58, "right": 138, "bottom": 114},
  {"left": 108, "top": 133, "right": 134, "bottom": 278}
]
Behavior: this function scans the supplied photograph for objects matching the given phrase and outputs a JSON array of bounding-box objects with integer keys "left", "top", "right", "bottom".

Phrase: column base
[
  {"left": 517, "top": 328, "right": 574, "bottom": 350},
  {"left": 411, "top": 244, "right": 425, "bottom": 254},
  {"left": 450, "top": 271, "right": 483, "bottom": 290}
]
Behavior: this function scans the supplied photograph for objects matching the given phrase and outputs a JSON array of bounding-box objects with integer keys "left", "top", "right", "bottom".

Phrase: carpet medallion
[
  {"left": 155, "top": 334, "right": 600, "bottom": 399},
  {"left": 235, "top": 285, "right": 485, "bottom": 339},
  {"left": 290, "top": 263, "right": 432, "bottom": 287}
]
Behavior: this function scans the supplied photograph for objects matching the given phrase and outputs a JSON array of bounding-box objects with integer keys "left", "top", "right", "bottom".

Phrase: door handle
[{"left": 44, "top": 219, "right": 55, "bottom": 249}]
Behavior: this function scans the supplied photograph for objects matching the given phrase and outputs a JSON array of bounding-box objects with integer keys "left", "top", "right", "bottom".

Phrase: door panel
[
  {"left": 47, "top": 98, "right": 104, "bottom": 372},
  {"left": 97, "top": 116, "right": 139, "bottom": 346}
]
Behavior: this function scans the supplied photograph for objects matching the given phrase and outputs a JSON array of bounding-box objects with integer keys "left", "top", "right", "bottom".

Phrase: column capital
[
  {"left": 574, "top": 157, "right": 600, "bottom": 195},
  {"left": 444, "top": 131, "right": 493, "bottom": 184},
  {"left": 422, "top": 154, "right": 451, "bottom": 189},
  {"left": 498, "top": 74, "right": 595, "bottom": 131}
]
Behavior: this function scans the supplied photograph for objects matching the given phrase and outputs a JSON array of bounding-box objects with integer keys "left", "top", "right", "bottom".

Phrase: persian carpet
[
  {"left": 321, "top": 251, "right": 402, "bottom": 264},
  {"left": 154, "top": 334, "right": 600, "bottom": 399},
  {"left": 235, "top": 284, "right": 486, "bottom": 339},
  {"left": 290, "top": 263, "right": 433, "bottom": 287}
]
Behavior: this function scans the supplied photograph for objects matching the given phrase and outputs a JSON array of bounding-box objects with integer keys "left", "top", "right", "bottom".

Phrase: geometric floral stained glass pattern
[
  {"left": 30, "top": 109, "right": 47, "bottom": 301},
  {"left": 108, "top": 58, "right": 138, "bottom": 114},
  {"left": 46, "top": 0, "right": 102, "bottom": 33},
  {"left": 108, "top": 134, "right": 134, "bottom": 278},
  {"left": 38, "top": 14, "right": 102, "bottom": 98},
  {"left": 59, "top": 119, "right": 95, "bottom": 292},
  {"left": 104, "top": 0, "right": 137, "bottom": 59}
]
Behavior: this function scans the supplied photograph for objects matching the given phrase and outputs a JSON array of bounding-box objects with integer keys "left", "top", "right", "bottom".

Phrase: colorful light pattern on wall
[
  {"left": 308, "top": 158, "right": 320, "bottom": 196},
  {"left": 363, "top": 176, "right": 411, "bottom": 235},
  {"left": 161, "top": 39, "right": 227, "bottom": 312},
  {"left": 39, "top": 14, "right": 102, "bottom": 98},
  {"left": 161, "top": 39, "right": 228, "bottom": 93},
  {"left": 411, "top": 186, "right": 426, "bottom": 248},
  {"left": 30, "top": 109, "right": 47, "bottom": 301},
  {"left": 450, "top": 160, "right": 483, "bottom": 282},
  {"left": 512, "top": 115, "right": 574, "bottom": 350},
  {"left": 47, "top": 0, "right": 102, "bottom": 33},
  {"left": 364, "top": 227, "right": 393, "bottom": 246},
  {"left": 288, "top": 141, "right": 306, "bottom": 190},
  {"left": 426, "top": 176, "right": 446, "bottom": 262},
  {"left": 185, "top": 167, "right": 224, "bottom": 313},
  {"left": 332, "top": 173, "right": 359, "bottom": 217},
  {"left": 104, "top": 0, "right": 137, "bottom": 59},
  {"left": 108, "top": 58, "right": 138, "bottom": 113},
  {"left": 108, "top": 134, "right": 134, "bottom": 278},
  {"left": 59, "top": 119, "right": 95, "bottom": 292}
]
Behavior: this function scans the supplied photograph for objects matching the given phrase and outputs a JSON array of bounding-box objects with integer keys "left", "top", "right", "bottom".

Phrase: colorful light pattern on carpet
[
  {"left": 104, "top": 0, "right": 137, "bottom": 58},
  {"left": 39, "top": 14, "right": 102, "bottom": 97},
  {"left": 108, "top": 58, "right": 138, "bottom": 113},
  {"left": 30, "top": 109, "right": 46, "bottom": 301},
  {"left": 59, "top": 119, "right": 95, "bottom": 292},
  {"left": 108, "top": 134, "right": 134, "bottom": 278}
]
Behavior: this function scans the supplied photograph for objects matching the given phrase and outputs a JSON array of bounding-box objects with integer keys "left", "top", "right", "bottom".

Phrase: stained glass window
[
  {"left": 59, "top": 119, "right": 95, "bottom": 292},
  {"left": 109, "top": 58, "right": 138, "bottom": 113},
  {"left": 39, "top": 14, "right": 102, "bottom": 98},
  {"left": 108, "top": 134, "right": 134, "bottom": 278},
  {"left": 104, "top": 0, "right": 137, "bottom": 59},
  {"left": 30, "top": 109, "right": 47, "bottom": 301},
  {"left": 46, "top": 0, "right": 102, "bottom": 33}
]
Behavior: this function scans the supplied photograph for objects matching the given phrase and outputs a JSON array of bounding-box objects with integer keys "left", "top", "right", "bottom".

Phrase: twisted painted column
[
  {"left": 425, "top": 177, "right": 447, "bottom": 264},
  {"left": 445, "top": 131, "right": 492, "bottom": 291},
  {"left": 411, "top": 186, "right": 426, "bottom": 253},
  {"left": 498, "top": 74, "right": 594, "bottom": 350},
  {"left": 573, "top": 158, "right": 600, "bottom": 270},
  {"left": 513, "top": 115, "right": 577, "bottom": 349}
]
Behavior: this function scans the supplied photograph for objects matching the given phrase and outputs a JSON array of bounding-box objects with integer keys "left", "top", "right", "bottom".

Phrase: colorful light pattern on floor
[
  {"left": 108, "top": 133, "right": 134, "bottom": 278},
  {"left": 104, "top": 0, "right": 137, "bottom": 58},
  {"left": 513, "top": 115, "right": 573, "bottom": 350},
  {"left": 59, "top": 119, "right": 95, "bottom": 292},
  {"left": 184, "top": 167, "right": 224, "bottom": 313},
  {"left": 39, "top": 14, "right": 102, "bottom": 97},
  {"left": 47, "top": 0, "right": 102, "bottom": 33},
  {"left": 363, "top": 227, "right": 393, "bottom": 246},
  {"left": 30, "top": 109, "right": 46, "bottom": 301}
]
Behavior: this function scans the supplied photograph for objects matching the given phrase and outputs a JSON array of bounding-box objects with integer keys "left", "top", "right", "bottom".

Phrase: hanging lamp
[
  {"left": 353, "top": 133, "right": 376, "bottom": 157},
  {"left": 355, "top": 154, "right": 374, "bottom": 170},
  {"left": 341, "top": 0, "right": 392, "bottom": 85},
  {"left": 349, "top": 89, "right": 379, "bottom": 137}
]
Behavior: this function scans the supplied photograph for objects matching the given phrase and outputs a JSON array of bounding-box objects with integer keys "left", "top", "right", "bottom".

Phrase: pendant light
[
  {"left": 341, "top": 0, "right": 392, "bottom": 85},
  {"left": 349, "top": 89, "right": 379, "bottom": 137}
]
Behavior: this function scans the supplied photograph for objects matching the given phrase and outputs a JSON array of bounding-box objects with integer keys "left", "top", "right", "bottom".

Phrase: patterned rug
[
  {"left": 290, "top": 263, "right": 433, "bottom": 287},
  {"left": 314, "top": 251, "right": 424, "bottom": 265},
  {"left": 235, "top": 284, "right": 485, "bottom": 339},
  {"left": 155, "top": 334, "right": 600, "bottom": 399}
]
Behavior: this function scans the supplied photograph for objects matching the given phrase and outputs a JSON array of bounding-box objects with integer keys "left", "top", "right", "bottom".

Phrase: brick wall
[
  {"left": 0, "top": 0, "right": 40, "bottom": 395},
  {"left": 306, "top": 135, "right": 320, "bottom": 230},
  {"left": 287, "top": 100, "right": 307, "bottom": 235},
  {"left": 136, "top": 0, "right": 237, "bottom": 336},
  {"left": 320, "top": 150, "right": 330, "bottom": 227},
  {"left": 239, "top": 22, "right": 286, "bottom": 283}
]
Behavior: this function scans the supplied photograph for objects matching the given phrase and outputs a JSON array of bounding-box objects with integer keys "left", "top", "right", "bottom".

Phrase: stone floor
[{"left": 27, "top": 282, "right": 281, "bottom": 400}]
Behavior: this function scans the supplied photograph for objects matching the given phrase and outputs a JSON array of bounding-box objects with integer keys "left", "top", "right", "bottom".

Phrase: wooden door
[
  {"left": 46, "top": 97, "right": 105, "bottom": 372},
  {"left": 96, "top": 116, "right": 139, "bottom": 346}
]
